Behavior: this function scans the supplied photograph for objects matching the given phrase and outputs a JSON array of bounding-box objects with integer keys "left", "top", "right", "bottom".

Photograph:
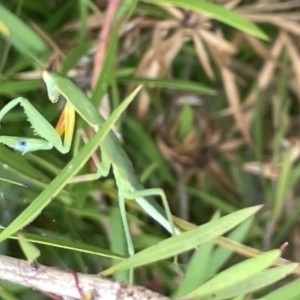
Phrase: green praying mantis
[{"left": 0, "top": 71, "right": 179, "bottom": 261}]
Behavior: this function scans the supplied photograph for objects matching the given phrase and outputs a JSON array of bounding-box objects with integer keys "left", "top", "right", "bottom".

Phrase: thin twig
[{"left": 0, "top": 254, "right": 169, "bottom": 300}]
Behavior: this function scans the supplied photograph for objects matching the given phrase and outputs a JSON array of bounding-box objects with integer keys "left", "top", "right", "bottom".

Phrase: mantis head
[{"left": 42, "top": 71, "right": 60, "bottom": 103}]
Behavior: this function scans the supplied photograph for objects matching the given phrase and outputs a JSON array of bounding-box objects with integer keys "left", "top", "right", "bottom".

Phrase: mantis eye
[{"left": 14, "top": 140, "right": 28, "bottom": 151}]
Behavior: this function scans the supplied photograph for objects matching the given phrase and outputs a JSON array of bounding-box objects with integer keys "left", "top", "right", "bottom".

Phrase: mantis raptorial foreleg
[{"left": 0, "top": 97, "right": 75, "bottom": 154}]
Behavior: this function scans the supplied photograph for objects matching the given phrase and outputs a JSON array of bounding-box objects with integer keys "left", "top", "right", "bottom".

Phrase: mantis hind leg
[
  {"left": 119, "top": 188, "right": 178, "bottom": 281},
  {"left": 118, "top": 194, "right": 134, "bottom": 282},
  {"left": 124, "top": 188, "right": 178, "bottom": 237},
  {"left": 118, "top": 188, "right": 179, "bottom": 250}
]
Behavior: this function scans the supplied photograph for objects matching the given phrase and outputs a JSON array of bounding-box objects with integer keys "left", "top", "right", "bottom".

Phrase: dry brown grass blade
[
  {"left": 236, "top": 1, "right": 300, "bottom": 13},
  {"left": 270, "top": 18, "right": 300, "bottom": 37},
  {"left": 198, "top": 29, "right": 236, "bottom": 55},
  {"left": 243, "top": 161, "right": 280, "bottom": 180},
  {"left": 221, "top": 66, "right": 252, "bottom": 145},
  {"left": 243, "top": 138, "right": 300, "bottom": 180},
  {"left": 135, "top": 29, "right": 184, "bottom": 116},
  {"left": 30, "top": 22, "right": 64, "bottom": 70},
  {"left": 155, "top": 19, "right": 180, "bottom": 33},
  {"left": 127, "top": 17, "right": 159, "bottom": 31},
  {"left": 271, "top": 94, "right": 288, "bottom": 141},
  {"left": 285, "top": 138, "right": 300, "bottom": 163},
  {"left": 218, "top": 138, "right": 244, "bottom": 152},
  {"left": 135, "top": 91, "right": 151, "bottom": 118},
  {"left": 221, "top": 151, "right": 240, "bottom": 163},
  {"left": 244, "top": 35, "right": 274, "bottom": 60},
  {"left": 208, "top": 122, "right": 243, "bottom": 164},
  {"left": 243, "top": 13, "right": 300, "bottom": 22},
  {"left": 282, "top": 32, "right": 300, "bottom": 96},
  {"left": 162, "top": 30, "right": 185, "bottom": 69},
  {"left": 135, "top": 21, "right": 182, "bottom": 78},
  {"left": 156, "top": 135, "right": 177, "bottom": 164},
  {"left": 224, "top": 0, "right": 242, "bottom": 10},
  {"left": 192, "top": 31, "right": 215, "bottom": 80},
  {"left": 135, "top": 48, "right": 157, "bottom": 77},
  {"left": 244, "top": 32, "right": 285, "bottom": 107},
  {"left": 62, "top": 12, "right": 104, "bottom": 31},
  {"left": 208, "top": 160, "right": 236, "bottom": 191},
  {"left": 152, "top": 23, "right": 182, "bottom": 75},
  {"left": 159, "top": 4, "right": 184, "bottom": 21},
  {"left": 240, "top": 10, "right": 300, "bottom": 37}
]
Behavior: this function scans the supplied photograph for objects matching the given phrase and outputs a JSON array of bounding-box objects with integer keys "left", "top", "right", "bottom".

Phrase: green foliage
[{"left": 0, "top": 0, "right": 299, "bottom": 299}]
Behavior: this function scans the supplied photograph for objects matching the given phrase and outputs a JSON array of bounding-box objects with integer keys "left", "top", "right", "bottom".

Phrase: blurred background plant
[{"left": 1, "top": 0, "right": 300, "bottom": 299}]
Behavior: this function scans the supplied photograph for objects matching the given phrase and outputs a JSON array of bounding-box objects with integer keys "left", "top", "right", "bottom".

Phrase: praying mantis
[{"left": 0, "top": 71, "right": 179, "bottom": 261}]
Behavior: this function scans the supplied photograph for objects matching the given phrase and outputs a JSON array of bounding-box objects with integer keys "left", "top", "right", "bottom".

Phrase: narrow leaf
[
  {"left": 188, "top": 249, "right": 281, "bottom": 298},
  {"left": 205, "top": 263, "right": 298, "bottom": 300},
  {"left": 0, "top": 4, "right": 49, "bottom": 56},
  {"left": 101, "top": 205, "right": 262, "bottom": 275},
  {"left": 18, "top": 233, "right": 40, "bottom": 264}
]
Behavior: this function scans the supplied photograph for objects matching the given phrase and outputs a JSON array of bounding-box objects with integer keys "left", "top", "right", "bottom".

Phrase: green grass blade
[
  {"left": 142, "top": 0, "right": 268, "bottom": 40},
  {"left": 0, "top": 145, "right": 50, "bottom": 188},
  {"left": 187, "top": 187, "right": 236, "bottom": 213},
  {"left": 0, "top": 3, "right": 49, "bottom": 56},
  {"left": 115, "top": 0, "right": 138, "bottom": 24},
  {"left": 0, "top": 79, "right": 40, "bottom": 97},
  {"left": 0, "top": 86, "right": 142, "bottom": 243},
  {"left": 273, "top": 150, "right": 292, "bottom": 222},
  {"left": 110, "top": 208, "right": 130, "bottom": 281},
  {"left": 118, "top": 77, "right": 216, "bottom": 95},
  {"left": 78, "top": 0, "right": 88, "bottom": 44},
  {"left": 101, "top": 205, "right": 262, "bottom": 275},
  {"left": 187, "top": 249, "right": 281, "bottom": 298},
  {"left": 0, "top": 288, "right": 19, "bottom": 300},
  {"left": 3, "top": 230, "right": 124, "bottom": 260},
  {"left": 125, "top": 116, "right": 174, "bottom": 183},
  {"left": 174, "top": 238, "right": 214, "bottom": 297},
  {"left": 258, "top": 276, "right": 300, "bottom": 300},
  {"left": 0, "top": 177, "right": 25, "bottom": 187},
  {"left": 91, "top": 27, "right": 118, "bottom": 104},
  {"left": 204, "top": 264, "right": 298, "bottom": 300},
  {"left": 206, "top": 218, "right": 253, "bottom": 279},
  {"left": 18, "top": 233, "right": 41, "bottom": 263},
  {"left": 174, "top": 212, "right": 221, "bottom": 297}
]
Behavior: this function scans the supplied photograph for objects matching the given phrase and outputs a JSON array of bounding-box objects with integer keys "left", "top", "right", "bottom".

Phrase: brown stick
[{"left": 0, "top": 254, "right": 169, "bottom": 300}]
